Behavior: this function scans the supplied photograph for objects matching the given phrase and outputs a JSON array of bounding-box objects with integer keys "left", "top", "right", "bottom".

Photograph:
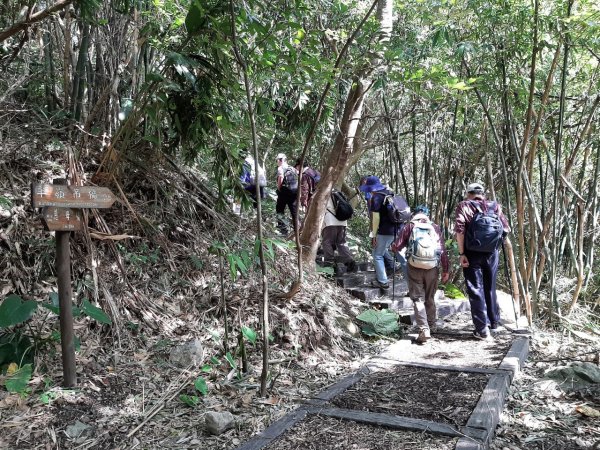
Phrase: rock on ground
[
  {"left": 205, "top": 411, "right": 235, "bottom": 435},
  {"left": 169, "top": 339, "right": 204, "bottom": 367}
]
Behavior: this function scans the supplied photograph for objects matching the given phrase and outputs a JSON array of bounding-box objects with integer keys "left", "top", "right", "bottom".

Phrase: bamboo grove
[{"left": 1, "top": 0, "right": 599, "bottom": 326}]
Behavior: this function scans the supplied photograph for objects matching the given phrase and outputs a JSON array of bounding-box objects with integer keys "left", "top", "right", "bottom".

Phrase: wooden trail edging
[{"left": 236, "top": 337, "right": 529, "bottom": 450}]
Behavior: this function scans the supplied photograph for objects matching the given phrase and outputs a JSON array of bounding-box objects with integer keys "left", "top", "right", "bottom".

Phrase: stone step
[
  {"left": 347, "top": 287, "right": 382, "bottom": 302},
  {"left": 336, "top": 274, "right": 367, "bottom": 289},
  {"left": 357, "top": 261, "right": 373, "bottom": 272}
]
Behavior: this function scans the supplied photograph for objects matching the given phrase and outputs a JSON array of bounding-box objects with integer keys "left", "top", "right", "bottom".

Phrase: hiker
[
  {"left": 295, "top": 159, "right": 321, "bottom": 212},
  {"left": 275, "top": 153, "right": 298, "bottom": 235},
  {"left": 358, "top": 177, "right": 404, "bottom": 277},
  {"left": 322, "top": 189, "right": 357, "bottom": 273},
  {"left": 391, "top": 205, "right": 449, "bottom": 344},
  {"left": 240, "top": 153, "right": 267, "bottom": 208},
  {"left": 359, "top": 175, "right": 409, "bottom": 290},
  {"left": 454, "top": 182, "right": 510, "bottom": 341}
]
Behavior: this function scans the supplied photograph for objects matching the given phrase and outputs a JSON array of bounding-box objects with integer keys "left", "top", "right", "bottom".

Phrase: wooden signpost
[{"left": 32, "top": 180, "right": 116, "bottom": 387}]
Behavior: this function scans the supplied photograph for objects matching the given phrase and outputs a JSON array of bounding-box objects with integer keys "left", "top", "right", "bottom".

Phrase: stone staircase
[{"left": 322, "top": 258, "right": 470, "bottom": 324}]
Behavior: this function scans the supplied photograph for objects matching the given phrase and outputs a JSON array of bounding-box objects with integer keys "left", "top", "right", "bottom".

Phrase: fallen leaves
[{"left": 575, "top": 405, "right": 600, "bottom": 418}]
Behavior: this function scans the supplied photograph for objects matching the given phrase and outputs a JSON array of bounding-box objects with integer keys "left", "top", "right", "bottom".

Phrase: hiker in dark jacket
[
  {"left": 295, "top": 159, "right": 320, "bottom": 212},
  {"left": 275, "top": 153, "right": 298, "bottom": 235},
  {"left": 455, "top": 182, "right": 510, "bottom": 341},
  {"left": 392, "top": 206, "right": 449, "bottom": 344},
  {"left": 359, "top": 175, "right": 408, "bottom": 290}
]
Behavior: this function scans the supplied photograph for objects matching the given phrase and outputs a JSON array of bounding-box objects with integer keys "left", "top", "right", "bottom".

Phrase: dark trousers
[
  {"left": 322, "top": 226, "right": 354, "bottom": 265},
  {"left": 276, "top": 188, "right": 297, "bottom": 234},
  {"left": 463, "top": 250, "right": 500, "bottom": 334},
  {"left": 246, "top": 186, "right": 265, "bottom": 209}
]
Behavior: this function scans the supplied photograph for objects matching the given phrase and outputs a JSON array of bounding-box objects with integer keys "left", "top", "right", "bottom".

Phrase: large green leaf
[
  {"left": 241, "top": 326, "right": 257, "bottom": 344},
  {"left": 356, "top": 309, "right": 399, "bottom": 336},
  {"left": 5, "top": 363, "right": 32, "bottom": 393},
  {"left": 194, "top": 376, "right": 208, "bottom": 395},
  {"left": 81, "top": 299, "right": 112, "bottom": 325},
  {"left": 0, "top": 295, "right": 38, "bottom": 328}
]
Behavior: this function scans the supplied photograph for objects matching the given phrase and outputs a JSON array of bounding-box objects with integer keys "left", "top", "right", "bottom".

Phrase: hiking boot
[
  {"left": 472, "top": 330, "right": 494, "bottom": 341},
  {"left": 346, "top": 260, "right": 357, "bottom": 273},
  {"left": 416, "top": 329, "right": 431, "bottom": 344},
  {"left": 371, "top": 280, "right": 390, "bottom": 290},
  {"left": 490, "top": 322, "right": 505, "bottom": 333}
]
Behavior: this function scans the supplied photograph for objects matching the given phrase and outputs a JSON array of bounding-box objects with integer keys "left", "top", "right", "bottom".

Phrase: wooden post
[
  {"left": 54, "top": 179, "right": 77, "bottom": 387},
  {"left": 31, "top": 179, "right": 116, "bottom": 387}
]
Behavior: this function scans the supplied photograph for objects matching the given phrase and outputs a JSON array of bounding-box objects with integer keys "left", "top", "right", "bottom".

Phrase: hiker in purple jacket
[{"left": 455, "top": 183, "right": 510, "bottom": 341}]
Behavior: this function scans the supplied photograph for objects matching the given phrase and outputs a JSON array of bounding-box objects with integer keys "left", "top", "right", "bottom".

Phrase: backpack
[
  {"left": 304, "top": 168, "right": 321, "bottom": 201},
  {"left": 305, "top": 167, "right": 321, "bottom": 185},
  {"left": 376, "top": 193, "right": 411, "bottom": 225},
  {"left": 407, "top": 220, "right": 440, "bottom": 269},
  {"left": 282, "top": 166, "right": 298, "bottom": 191},
  {"left": 465, "top": 201, "right": 504, "bottom": 253},
  {"left": 329, "top": 191, "right": 353, "bottom": 221}
]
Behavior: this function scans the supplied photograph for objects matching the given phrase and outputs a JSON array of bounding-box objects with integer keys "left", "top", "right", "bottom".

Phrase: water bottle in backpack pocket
[
  {"left": 465, "top": 201, "right": 504, "bottom": 253},
  {"left": 407, "top": 221, "right": 440, "bottom": 269}
]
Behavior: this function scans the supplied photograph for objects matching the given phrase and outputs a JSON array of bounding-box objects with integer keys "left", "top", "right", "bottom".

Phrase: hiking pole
[
  {"left": 392, "top": 226, "right": 397, "bottom": 298},
  {"left": 501, "top": 241, "right": 521, "bottom": 330}
]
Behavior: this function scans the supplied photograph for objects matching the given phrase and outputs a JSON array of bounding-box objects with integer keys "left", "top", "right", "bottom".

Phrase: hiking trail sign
[
  {"left": 31, "top": 183, "right": 116, "bottom": 209},
  {"left": 31, "top": 180, "right": 116, "bottom": 387},
  {"left": 42, "top": 207, "right": 83, "bottom": 232}
]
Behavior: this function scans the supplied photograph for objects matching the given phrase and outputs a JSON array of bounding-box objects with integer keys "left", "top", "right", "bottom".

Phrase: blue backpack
[{"left": 465, "top": 201, "right": 504, "bottom": 253}]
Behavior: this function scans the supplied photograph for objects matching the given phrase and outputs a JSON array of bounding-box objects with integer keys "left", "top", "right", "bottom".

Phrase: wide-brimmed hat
[
  {"left": 276, "top": 153, "right": 287, "bottom": 160},
  {"left": 359, "top": 175, "right": 386, "bottom": 193},
  {"left": 466, "top": 182, "right": 484, "bottom": 194}
]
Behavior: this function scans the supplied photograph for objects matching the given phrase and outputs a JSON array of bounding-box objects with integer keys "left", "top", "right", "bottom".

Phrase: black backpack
[
  {"left": 282, "top": 166, "right": 299, "bottom": 191},
  {"left": 329, "top": 191, "right": 353, "bottom": 221},
  {"left": 465, "top": 201, "right": 504, "bottom": 253},
  {"left": 375, "top": 192, "right": 411, "bottom": 225}
]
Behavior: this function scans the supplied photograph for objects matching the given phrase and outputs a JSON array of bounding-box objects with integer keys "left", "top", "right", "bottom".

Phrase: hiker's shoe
[
  {"left": 490, "top": 322, "right": 505, "bottom": 333},
  {"left": 371, "top": 280, "right": 390, "bottom": 290},
  {"left": 472, "top": 330, "right": 494, "bottom": 341},
  {"left": 346, "top": 260, "right": 357, "bottom": 273},
  {"left": 416, "top": 329, "right": 431, "bottom": 344}
]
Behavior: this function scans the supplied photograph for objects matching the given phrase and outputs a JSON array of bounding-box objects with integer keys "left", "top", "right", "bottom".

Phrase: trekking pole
[
  {"left": 501, "top": 241, "right": 519, "bottom": 326},
  {"left": 392, "top": 226, "right": 397, "bottom": 298}
]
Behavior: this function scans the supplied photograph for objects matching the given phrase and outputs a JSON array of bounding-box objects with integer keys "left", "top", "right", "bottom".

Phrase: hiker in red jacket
[{"left": 392, "top": 206, "right": 449, "bottom": 344}]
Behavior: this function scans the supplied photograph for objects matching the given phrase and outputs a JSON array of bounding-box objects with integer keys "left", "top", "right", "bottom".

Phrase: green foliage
[
  {"left": 0, "top": 295, "right": 38, "bottom": 328},
  {"left": 5, "top": 363, "right": 32, "bottom": 394},
  {"left": 179, "top": 394, "right": 200, "bottom": 407},
  {"left": 441, "top": 283, "right": 466, "bottom": 299},
  {"left": 81, "top": 299, "right": 112, "bottom": 325},
  {"left": 193, "top": 376, "right": 208, "bottom": 395},
  {"left": 316, "top": 265, "right": 335, "bottom": 276},
  {"left": 0, "top": 332, "right": 33, "bottom": 371},
  {"left": 0, "top": 196, "right": 12, "bottom": 209},
  {"left": 224, "top": 352, "right": 237, "bottom": 370},
  {"left": 42, "top": 294, "right": 112, "bottom": 324},
  {"left": 241, "top": 326, "right": 257, "bottom": 344},
  {"left": 356, "top": 309, "right": 400, "bottom": 337}
]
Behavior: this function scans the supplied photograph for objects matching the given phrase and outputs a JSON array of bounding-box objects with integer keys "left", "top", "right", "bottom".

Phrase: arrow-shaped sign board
[
  {"left": 42, "top": 207, "right": 83, "bottom": 231},
  {"left": 32, "top": 184, "right": 116, "bottom": 209}
]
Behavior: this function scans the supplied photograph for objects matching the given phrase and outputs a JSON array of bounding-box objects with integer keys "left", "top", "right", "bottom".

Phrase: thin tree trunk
[
  {"left": 549, "top": 0, "right": 573, "bottom": 318},
  {"left": 228, "top": 0, "right": 270, "bottom": 397}
]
